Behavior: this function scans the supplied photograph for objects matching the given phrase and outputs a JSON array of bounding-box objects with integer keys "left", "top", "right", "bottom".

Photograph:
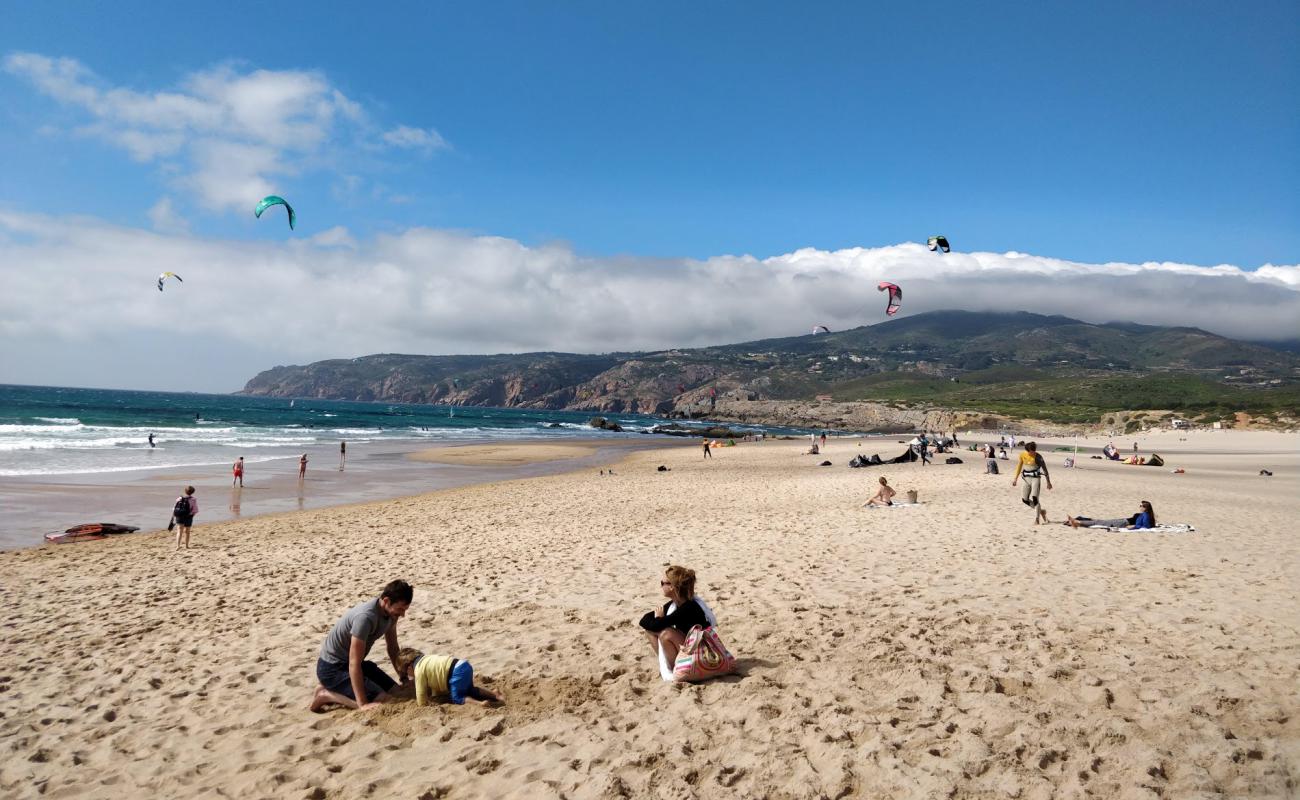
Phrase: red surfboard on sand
[{"left": 44, "top": 523, "right": 140, "bottom": 544}]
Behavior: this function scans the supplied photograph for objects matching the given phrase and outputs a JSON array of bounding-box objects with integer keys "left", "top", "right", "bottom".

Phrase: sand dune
[{"left": 0, "top": 432, "right": 1296, "bottom": 798}]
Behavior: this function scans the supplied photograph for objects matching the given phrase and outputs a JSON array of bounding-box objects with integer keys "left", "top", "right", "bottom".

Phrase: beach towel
[
  {"left": 1087, "top": 523, "right": 1197, "bottom": 534},
  {"left": 657, "top": 597, "right": 720, "bottom": 681}
]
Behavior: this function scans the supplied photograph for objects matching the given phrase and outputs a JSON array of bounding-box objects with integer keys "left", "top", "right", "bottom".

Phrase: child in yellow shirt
[{"left": 396, "top": 648, "right": 502, "bottom": 705}]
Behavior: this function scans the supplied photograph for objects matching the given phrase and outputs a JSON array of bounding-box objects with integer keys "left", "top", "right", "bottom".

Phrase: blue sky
[
  {"left": 2, "top": 1, "right": 1296, "bottom": 265},
  {"left": 1, "top": 3, "right": 1298, "bottom": 391}
]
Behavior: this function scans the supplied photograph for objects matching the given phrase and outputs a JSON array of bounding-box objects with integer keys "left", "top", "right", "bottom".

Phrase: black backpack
[{"left": 173, "top": 496, "right": 191, "bottom": 518}]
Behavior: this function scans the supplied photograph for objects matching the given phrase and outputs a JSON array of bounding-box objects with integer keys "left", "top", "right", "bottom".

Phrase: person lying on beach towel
[
  {"left": 1066, "top": 500, "right": 1156, "bottom": 530},
  {"left": 640, "top": 565, "right": 718, "bottom": 679},
  {"left": 865, "top": 476, "right": 896, "bottom": 507},
  {"left": 395, "top": 648, "right": 502, "bottom": 706}
]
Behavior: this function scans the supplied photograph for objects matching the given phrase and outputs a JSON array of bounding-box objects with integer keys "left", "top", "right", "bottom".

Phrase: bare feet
[
  {"left": 1067, "top": 516, "right": 1080, "bottom": 529},
  {"left": 309, "top": 685, "right": 356, "bottom": 712}
]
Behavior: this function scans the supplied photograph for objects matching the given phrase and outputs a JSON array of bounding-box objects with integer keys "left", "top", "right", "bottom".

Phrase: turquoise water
[{"left": 0, "top": 384, "right": 676, "bottom": 476}]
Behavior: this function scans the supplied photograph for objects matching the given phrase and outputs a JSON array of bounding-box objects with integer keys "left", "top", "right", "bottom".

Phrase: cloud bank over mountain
[{"left": 1, "top": 209, "right": 1295, "bottom": 391}]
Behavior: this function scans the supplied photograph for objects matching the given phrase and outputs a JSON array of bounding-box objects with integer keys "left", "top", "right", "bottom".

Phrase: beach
[
  {"left": 0, "top": 438, "right": 657, "bottom": 552},
  {"left": 0, "top": 430, "right": 1296, "bottom": 798}
]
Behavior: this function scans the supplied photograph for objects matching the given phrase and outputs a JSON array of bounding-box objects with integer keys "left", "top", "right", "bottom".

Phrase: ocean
[{"left": 0, "top": 384, "right": 688, "bottom": 477}]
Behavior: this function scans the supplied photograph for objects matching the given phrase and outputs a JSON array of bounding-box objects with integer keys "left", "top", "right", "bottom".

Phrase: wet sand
[{"left": 0, "top": 438, "right": 655, "bottom": 551}]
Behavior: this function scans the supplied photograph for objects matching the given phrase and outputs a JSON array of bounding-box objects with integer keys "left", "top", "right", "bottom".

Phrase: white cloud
[
  {"left": 4, "top": 52, "right": 446, "bottom": 214},
  {"left": 1, "top": 210, "right": 1296, "bottom": 392},
  {"left": 147, "top": 197, "right": 188, "bottom": 232},
  {"left": 381, "top": 125, "right": 449, "bottom": 152}
]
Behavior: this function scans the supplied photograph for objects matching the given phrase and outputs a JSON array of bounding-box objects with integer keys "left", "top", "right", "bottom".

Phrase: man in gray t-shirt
[{"left": 310, "top": 580, "right": 413, "bottom": 712}]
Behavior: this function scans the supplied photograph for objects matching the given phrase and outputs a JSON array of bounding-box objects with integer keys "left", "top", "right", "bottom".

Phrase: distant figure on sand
[
  {"left": 639, "top": 566, "right": 713, "bottom": 669},
  {"left": 298, "top": 453, "right": 308, "bottom": 479},
  {"left": 866, "top": 476, "right": 896, "bottom": 507},
  {"left": 395, "top": 648, "right": 503, "bottom": 706},
  {"left": 1011, "top": 442, "right": 1052, "bottom": 524},
  {"left": 232, "top": 456, "right": 244, "bottom": 487},
  {"left": 310, "top": 580, "right": 413, "bottom": 712},
  {"left": 702, "top": 438, "right": 712, "bottom": 459},
  {"left": 339, "top": 441, "right": 347, "bottom": 471},
  {"left": 917, "top": 433, "right": 930, "bottom": 466},
  {"left": 1068, "top": 501, "right": 1156, "bottom": 530},
  {"left": 170, "top": 486, "right": 197, "bottom": 550},
  {"left": 984, "top": 443, "right": 1000, "bottom": 474},
  {"left": 820, "top": 432, "right": 827, "bottom": 449}
]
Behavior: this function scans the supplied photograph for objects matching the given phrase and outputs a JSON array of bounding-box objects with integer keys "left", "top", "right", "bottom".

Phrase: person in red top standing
[
  {"left": 232, "top": 456, "right": 245, "bottom": 487},
  {"left": 298, "top": 453, "right": 308, "bottom": 480}
]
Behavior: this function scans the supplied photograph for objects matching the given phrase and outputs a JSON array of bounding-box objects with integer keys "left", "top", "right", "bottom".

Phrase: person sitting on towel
[
  {"left": 1067, "top": 500, "right": 1156, "bottom": 530},
  {"left": 639, "top": 565, "right": 709, "bottom": 667},
  {"left": 395, "top": 648, "right": 502, "bottom": 706},
  {"left": 866, "top": 476, "right": 897, "bottom": 507}
]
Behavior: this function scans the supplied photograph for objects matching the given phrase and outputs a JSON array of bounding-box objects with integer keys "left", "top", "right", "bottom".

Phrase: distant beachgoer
[
  {"left": 820, "top": 432, "right": 827, "bottom": 449},
  {"left": 639, "top": 566, "right": 710, "bottom": 668},
  {"left": 1133, "top": 441, "right": 1139, "bottom": 454},
  {"left": 1067, "top": 501, "right": 1156, "bottom": 530},
  {"left": 171, "top": 486, "right": 197, "bottom": 550},
  {"left": 917, "top": 433, "right": 930, "bottom": 466},
  {"left": 339, "top": 441, "right": 347, "bottom": 471},
  {"left": 952, "top": 431, "right": 960, "bottom": 446},
  {"left": 232, "top": 456, "right": 245, "bottom": 487},
  {"left": 148, "top": 433, "right": 155, "bottom": 448},
  {"left": 984, "top": 444, "right": 1000, "bottom": 474},
  {"left": 395, "top": 648, "right": 503, "bottom": 706},
  {"left": 998, "top": 446, "right": 1009, "bottom": 460},
  {"left": 299, "top": 453, "right": 308, "bottom": 479},
  {"left": 866, "top": 476, "right": 897, "bottom": 507},
  {"left": 310, "top": 580, "right": 413, "bottom": 712},
  {"left": 702, "top": 438, "right": 712, "bottom": 459},
  {"left": 1011, "top": 442, "right": 1052, "bottom": 524}
]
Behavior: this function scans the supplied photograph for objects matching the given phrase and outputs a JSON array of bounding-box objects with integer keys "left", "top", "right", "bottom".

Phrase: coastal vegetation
[{"left": 240, "top": 311, "right": 1299, "bottom": 428}]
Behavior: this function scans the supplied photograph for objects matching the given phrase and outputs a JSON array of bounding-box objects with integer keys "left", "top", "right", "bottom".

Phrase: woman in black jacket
[{"left": 639, "top": 565, "right": 708, "bottom": 666}]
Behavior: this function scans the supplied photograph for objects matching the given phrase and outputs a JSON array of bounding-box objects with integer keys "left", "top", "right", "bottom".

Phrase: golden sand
[{"left": 0, "top": 430, "right": 1296, "bottom": 798}]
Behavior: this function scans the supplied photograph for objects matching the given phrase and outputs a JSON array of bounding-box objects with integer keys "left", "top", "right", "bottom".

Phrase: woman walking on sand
[{"left": 172, "top": 486, "right": 197, "bottom": 550}]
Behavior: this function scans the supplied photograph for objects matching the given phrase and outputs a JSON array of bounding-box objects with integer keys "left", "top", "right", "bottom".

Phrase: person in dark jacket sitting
[{"left": 639, "top": 565, "right": 707, "bottom": 666}]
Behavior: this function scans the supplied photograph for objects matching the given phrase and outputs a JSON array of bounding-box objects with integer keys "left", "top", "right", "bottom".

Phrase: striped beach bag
[{"left": 672, "top": 625, "right": 737, "bottom": 682}]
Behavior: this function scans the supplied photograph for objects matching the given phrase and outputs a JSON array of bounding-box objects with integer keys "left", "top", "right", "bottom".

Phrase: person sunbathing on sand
[
  {"left": 640, "top": 566, "right": 711, "bottom": 668},
  {"left": 1067, "top": 500, "right": 1156, "bottom": 530},
  {"left": 310, "top": 580, "right": 412, "bottom": 712},
  {"left": 395, "top": 648, "right": 502, "bottom": 706},
  {"left": 865, "top": 476, "right": 897, "bottom": 507}
]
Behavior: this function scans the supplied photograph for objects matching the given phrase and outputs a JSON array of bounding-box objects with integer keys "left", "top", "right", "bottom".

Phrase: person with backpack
[{"left": 170, "top": 486, "right": 198, "bottom": 550}]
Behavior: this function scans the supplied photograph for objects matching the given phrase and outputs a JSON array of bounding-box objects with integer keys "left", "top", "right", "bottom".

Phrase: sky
[{"left": 1, "top": 1, "right": 1297, "bottom": 392}]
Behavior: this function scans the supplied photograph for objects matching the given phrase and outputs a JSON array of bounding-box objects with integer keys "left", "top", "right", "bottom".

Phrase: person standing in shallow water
[
  {"left": 232, "top": 456, "right": 245, "bottom": 487},
  {"left": 298, "top": 453, "right": 308, "bottom": 480},
  {"left": 339, "top": 441, "right": 347, "bottom": 471}
]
